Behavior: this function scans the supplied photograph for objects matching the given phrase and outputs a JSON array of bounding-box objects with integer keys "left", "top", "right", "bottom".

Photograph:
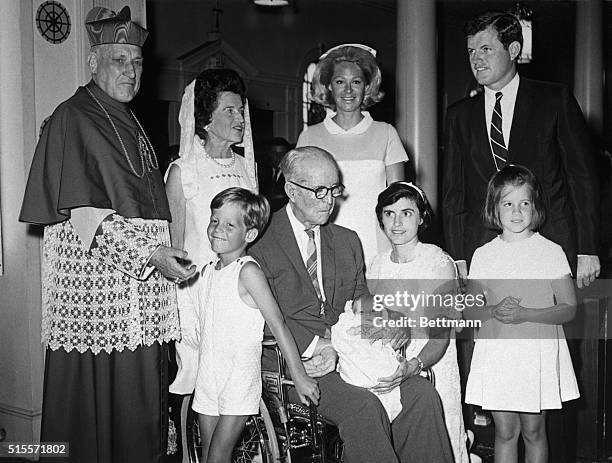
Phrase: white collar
[
  {"left": 286, "top": 203, "right": 320, "bottom": 237},
  {"left": 323, "top": 111, "right": 373, "bottom": 135},
  {"left": 484, "top": 73, "right": 520, "bottom": 99}
]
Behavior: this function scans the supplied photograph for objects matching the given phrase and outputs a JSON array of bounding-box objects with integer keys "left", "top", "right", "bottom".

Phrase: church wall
[
  {"left": 145, "top": 0, "right": 596, "bottom": 148},
  {"left": 0, "top": 0, "right": 43, "bottom": 447}
]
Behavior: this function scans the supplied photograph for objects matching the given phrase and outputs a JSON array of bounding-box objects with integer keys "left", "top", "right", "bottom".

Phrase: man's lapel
[
  {"left": 471, "top": 92, "right": 496, "bottom": 179},
  {"left": 319, "top": 224, "right": 336, "bottom": 305},
  {"left": 508, "top": 78, "right": 531, "bottom": 162},
  {"left": 274, "top": 208, "right": 312, "bottom": 284}
]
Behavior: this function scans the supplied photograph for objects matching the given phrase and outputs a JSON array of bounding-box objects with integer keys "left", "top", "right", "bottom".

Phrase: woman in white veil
[{"left": 166, "top": 68, "right": 257, "bottom": 395}]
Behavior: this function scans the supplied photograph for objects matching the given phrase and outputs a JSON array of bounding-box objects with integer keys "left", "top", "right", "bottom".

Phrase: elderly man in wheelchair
[{"left": 247, "top": 147, "right": 453, "bottom": 463}]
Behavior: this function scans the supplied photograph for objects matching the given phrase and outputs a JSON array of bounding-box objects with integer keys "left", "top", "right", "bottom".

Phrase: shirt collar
[
  {"left": 323, "top": 111, "right": 373, "bottom": 135},
  {"left": 286, "top": 203, "right": 320, "bottom": 237},
  {"left": 484, "top": 73, "right": 520, "bottom": 100}
]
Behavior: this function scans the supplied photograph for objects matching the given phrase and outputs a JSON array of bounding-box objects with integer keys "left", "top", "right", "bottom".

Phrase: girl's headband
[
  {"left": 319, "top": 43, "right": 377, "bottom": 60},
  {"left": 388, "top": 181, "right": 427, "bottom": 202}
]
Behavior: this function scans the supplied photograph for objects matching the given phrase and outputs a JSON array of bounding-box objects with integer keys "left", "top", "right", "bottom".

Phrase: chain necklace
[
  {"left": 197, "top": 136, "right": 236, "bottom": 169},
  {"left": 86, "top": 87, "right": 159, "bottom": 178}
]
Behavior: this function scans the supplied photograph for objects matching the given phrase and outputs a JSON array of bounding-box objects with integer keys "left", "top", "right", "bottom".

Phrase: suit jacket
[
  {"left": 442, "top": 77, "right": 599, "bottom": 269},
  {"left": 250, "top": 207, "right": 368, "bottom": 354},
  {"left": 257, "top": 161, "right": 288, "bottom": 212}
]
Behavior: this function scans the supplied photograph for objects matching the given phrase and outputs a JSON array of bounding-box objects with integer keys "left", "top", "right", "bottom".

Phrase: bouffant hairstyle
[
  {"left": 375, "top": 182, "right": 433, "bottom": 235},
  {"left": 310, "top": 46, "right": 384, "bottom": 110},
  {"left": 464, "top": 11, "right": 523, "bottom": 58},
  {"left": 194, "top": 69, "right": 246, "bottom": 141},
  {"left": 483, "top": 165, "right": 546, "bottom": 232},
  {"left": 210, "top": 187, "right": 270, "bottom": 235}
]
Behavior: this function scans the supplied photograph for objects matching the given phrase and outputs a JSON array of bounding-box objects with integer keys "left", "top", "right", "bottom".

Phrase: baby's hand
[
  {"left": 361, "top": 310, "right": 394, "bottom": 342},
  {"left": 293, "top": 373, "right": 320, "bottom": 406},
  {"left": 346, "top": 326, "right": 361, "bottom": 336}
]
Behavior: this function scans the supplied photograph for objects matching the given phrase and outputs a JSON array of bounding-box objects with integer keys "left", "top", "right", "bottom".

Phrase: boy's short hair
[
  {"left": 210, "top": 187, "right": 270, "bottom": 234},
  {"left": 375, "top": 181, "right": 433, "bottom": 235},
  {"left": 483, "top": 165, "right": 547, "bottom": 231}
]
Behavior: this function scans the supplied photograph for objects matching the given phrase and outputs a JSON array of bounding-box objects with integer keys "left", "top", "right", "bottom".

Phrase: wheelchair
[{"left": 184, "top": 336, "right": 434, "bottom": 463}]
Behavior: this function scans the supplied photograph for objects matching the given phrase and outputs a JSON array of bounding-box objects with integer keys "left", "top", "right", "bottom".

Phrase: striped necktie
[
  {"left": 305, "top": 229, "right": 325, "bottom": 317},
  {"left": 490, "top": 91, "right": 508, "bottom": 171}
]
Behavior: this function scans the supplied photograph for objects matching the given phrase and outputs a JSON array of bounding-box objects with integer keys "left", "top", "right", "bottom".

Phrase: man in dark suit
[
  {"left": 251, "top": 146, "right": 453, "bottom": 463},
  {"left": 442, "top": 11, "right": 600, "bottom": 288}
]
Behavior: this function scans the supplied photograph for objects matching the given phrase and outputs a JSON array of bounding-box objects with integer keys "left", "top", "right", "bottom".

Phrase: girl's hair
[
  {"left": 375, "top": 182, "right": 433, "bottom": 234},
  {"left": 483, "top": 165, "right": 546, "bottom": 231},
  {"left": 310, "top": 45, "right": 384, "bottom": 110},
  {"left": 194, "top": 68, "right": 246, "bottom": 142},
  {"left": 210, "top": 187, "right": 270, "bottom": 234}
]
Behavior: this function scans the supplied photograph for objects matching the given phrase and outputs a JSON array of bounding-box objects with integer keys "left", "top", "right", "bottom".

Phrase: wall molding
[{"left": 0, "top": 403, "right": 42, "bottom": 419}]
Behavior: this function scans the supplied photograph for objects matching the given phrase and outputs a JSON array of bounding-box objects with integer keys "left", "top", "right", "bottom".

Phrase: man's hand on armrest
[{"left": 303, "top": 338, "right": 337, "bottom": 378}]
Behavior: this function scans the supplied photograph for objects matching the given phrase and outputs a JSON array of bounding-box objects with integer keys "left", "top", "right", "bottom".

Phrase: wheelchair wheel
[{"left": 186, "top": 397, "right": 280, "bottom": 463}]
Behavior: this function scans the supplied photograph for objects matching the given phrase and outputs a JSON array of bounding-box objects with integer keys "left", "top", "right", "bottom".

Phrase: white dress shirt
[{"left": 286, "top": 204, "right": 326, "bottom": 358}]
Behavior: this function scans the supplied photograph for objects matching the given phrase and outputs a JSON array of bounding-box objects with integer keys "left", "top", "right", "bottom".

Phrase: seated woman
[{"left": 367, "top": 182, "right": 469, "bottom": 463}]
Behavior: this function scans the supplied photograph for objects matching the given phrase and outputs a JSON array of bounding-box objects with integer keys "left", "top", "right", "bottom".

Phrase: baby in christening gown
[{"left": 331, "top": 303, "right": 402, "bottom": 421}]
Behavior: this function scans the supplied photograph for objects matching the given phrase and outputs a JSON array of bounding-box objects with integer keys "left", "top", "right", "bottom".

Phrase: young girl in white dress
[
  {"left": 192, "top": 187, "right": 319, "bottom": 462},
  {"left": 464, "top": 165, "right": 579, "bottom": 463},
  {"left": 367, "top": 182, "right": 469, "bottom": 463}
]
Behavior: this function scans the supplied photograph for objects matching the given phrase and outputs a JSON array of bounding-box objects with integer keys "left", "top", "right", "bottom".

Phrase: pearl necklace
[
  {"left": 197, "top": 136, "right": 236, "bottom": 169},
  {"left": 86, "top": 87, "right": 158, "bottom": 178}
]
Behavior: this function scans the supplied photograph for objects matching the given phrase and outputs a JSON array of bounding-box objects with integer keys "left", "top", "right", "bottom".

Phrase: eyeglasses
[{"left": 288, "top": 181, "right": 345, "bottom": 199}]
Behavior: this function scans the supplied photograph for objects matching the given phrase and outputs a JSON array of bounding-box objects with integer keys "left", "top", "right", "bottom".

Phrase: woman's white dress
[
  {"left": 466, "top": 233, "right": 580, "bottom": 412},
  {"left": 167, "top": 139, "right": 257, "bottom": 394},
  {"left": 368, "top": 243, "right": 469, "bottom": 463},
  {"left": 297, "top": 112, "right": 408, "bottom": 266},
  {"left": 192, "top": 257, "right": 265, "bottom": 415}
]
